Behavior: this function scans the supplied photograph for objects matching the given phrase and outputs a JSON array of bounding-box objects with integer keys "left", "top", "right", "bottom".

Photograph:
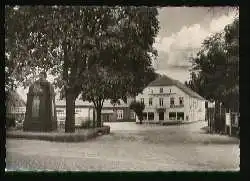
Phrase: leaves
[
  {"left": 6, "top": 6, "right": 159, "bottom": 131},
  {"left": 188, "top": 17, "right": 239, "bottom": 111},
  {"left": 129, "top": 101, "right": 145, "bottom": 122}
]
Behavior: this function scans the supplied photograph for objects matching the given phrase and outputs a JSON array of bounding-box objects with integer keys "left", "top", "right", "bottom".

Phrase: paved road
[{"left": 6, "top": 121, "right": 240, "bottom": 171}]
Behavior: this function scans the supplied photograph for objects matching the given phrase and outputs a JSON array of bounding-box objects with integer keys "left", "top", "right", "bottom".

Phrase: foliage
[
  {"left": 80, "top": 7, "right": 159, "bottom": 127},
  {"left": 187, "top": 17, "right": 239, "bottom": 112},
  {"left": 5, "top": 6, "right": 119, "bottom": 132},
  {"left": 79, "top": 120, "right": 92, "bottom": 129},
  {"left": 5, "top": 6, "right": 159, "bottom": 131},
  {"left": 6, "top": 117, "right": 16, "bottom": 129},
  {"left": 129, "top": 101, "right": 145, "bottom": 124}
]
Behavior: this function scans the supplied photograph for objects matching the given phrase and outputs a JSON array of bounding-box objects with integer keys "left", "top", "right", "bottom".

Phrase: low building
[
  {"left": 135, "top": 75, "right": 206, "bottom": 124},
  {"left": 6, "top": 91, "right": 26, "bottom": 122},
  {"left": 55, "top": 98, "right": 136, "bottom": 126}
]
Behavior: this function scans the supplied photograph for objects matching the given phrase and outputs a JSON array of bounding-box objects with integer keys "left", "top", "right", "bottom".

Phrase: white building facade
[
  {"left": 135, "top": 75, "right": 206, "bottom": 124},
  {"left": 55, "top": 98, "right": 136, "bottom": 127}
]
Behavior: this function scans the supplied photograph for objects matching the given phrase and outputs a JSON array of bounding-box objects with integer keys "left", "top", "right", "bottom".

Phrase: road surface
[{"left": 6, "top": 121, "right": 240, "bottom": 171}]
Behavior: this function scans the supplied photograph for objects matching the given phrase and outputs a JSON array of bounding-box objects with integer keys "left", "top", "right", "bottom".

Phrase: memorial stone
[{"left": 23, "top": 72, "right": 57, "bottom": 132}]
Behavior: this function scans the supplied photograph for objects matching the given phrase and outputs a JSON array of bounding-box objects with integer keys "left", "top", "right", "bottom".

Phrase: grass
[{"left": 6, "top": 126, "right": 110, "bottom": 142}]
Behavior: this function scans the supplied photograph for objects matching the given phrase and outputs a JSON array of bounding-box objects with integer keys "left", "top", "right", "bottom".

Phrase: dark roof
[{"left": 148, "top": 75, "right": 205, "bottom": 100}]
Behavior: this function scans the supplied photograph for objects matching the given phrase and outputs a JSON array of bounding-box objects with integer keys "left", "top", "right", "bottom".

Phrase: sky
[
  {"left": 16, "top": 7, "right": 238, "bottom": 101},
  {"left": 153, "top": 7, "right": 237, "bottom": 82}
]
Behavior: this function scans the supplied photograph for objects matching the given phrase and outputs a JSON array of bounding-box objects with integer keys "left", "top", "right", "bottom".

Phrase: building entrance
[{"left": 159, "top": 112, "right": 164, "bottom": 121}]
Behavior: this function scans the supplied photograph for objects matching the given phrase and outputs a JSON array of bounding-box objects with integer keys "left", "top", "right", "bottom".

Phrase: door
[{"left": 159, "top": 112, "right": 164, "bottom": 121}]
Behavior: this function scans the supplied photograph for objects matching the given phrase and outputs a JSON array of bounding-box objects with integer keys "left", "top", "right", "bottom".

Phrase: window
[
  {"left": 75, "top": 108, "right": 82, "bottom": 114},
  {"left": 151, "top": 89, "right": 153, "bottom": 94},
  {"left": 117, "top": 110, "right": 123, "bottom": 119},
  {"left": 159, "top": 98, "right": 164, "bottom": 107},
  {"left": 170, "top": 97, "right": 175, "bottom": 107},
  {"left": 148, "top": 112, "right": 154, "bottom": 120},
  {"left": 141, "top": 98, "right": 144, "bottom": 104},
  {"left": 179, "top": 97, "right": 184, "bottom": 105},
  {"left": 169, "top": 112, "right": 176, "bottom": 120},
  {"left": 160, "top": 88, "right": 163, "bottom": 93},
  {"left": 177, "top": 112, "right": 184, "bottom": 120},
  {"left": 170, "top": 89, "right": 171, "bottom": 93},
  {"left": 57, "top": 110, "right": 64, "bottom": 117},
  {"left": 149, "top": 98, "right": 153, "bottom": 106},
  {"left": 143, "top": 112, "right": 147, "bottom": 120}
]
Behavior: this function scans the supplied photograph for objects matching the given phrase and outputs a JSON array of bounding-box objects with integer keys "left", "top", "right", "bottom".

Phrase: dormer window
[{"left": 160, "top": 88, "right": 163, "bottom": 93}]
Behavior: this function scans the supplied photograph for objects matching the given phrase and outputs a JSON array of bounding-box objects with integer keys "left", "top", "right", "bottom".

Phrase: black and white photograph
[{"left": 5, "top": 6, "right": 239, "bottom": 171}]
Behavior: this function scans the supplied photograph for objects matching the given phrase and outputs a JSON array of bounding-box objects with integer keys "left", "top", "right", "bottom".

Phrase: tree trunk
[
  {"left": 96, "top": 106, "right": 102, "bottom": 127},
  {"left": 92, "top": 109, "right": 96, "bottom": 128},
  {"left": 65, "top": 91, "right": 76, "bottom": 133},
  {"left": 139, "top": 115, "right": 143, "bottom": 124},
  {"left": 214, "top": 100, "right": 220, "bottom": 133}
]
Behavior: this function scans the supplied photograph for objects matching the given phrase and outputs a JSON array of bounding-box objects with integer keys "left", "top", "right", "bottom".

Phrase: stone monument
[{"left": 23, "top": 72, "right": 57, "bottom": 132}]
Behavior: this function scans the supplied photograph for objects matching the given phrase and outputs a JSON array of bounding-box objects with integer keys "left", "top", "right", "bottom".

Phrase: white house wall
[{"left": 135, "top": 85, "right": 206, "bottom": 123}]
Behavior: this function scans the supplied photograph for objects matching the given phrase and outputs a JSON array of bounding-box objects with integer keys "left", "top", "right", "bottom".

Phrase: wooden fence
[{"left": 206, "top": 105, "right": 240, "bottom": 136}]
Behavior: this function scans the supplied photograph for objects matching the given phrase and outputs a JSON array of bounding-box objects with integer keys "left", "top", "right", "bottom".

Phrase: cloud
[
  {"left": 209, "top": 14, "right": 236, "bottom": 33},
  {"left": 154, "top": 12, "right": 236, "bottom": 69}
]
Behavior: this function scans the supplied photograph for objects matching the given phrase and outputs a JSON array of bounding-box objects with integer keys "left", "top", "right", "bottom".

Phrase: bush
[
  {"left": 79, "top": 120, "right": 93, "bottom": 129},
  {"left": 129, "top": 101, "right": 145, "bottom": 124},
  {"left": 6, "top": 117, "right": 16, "bottom": 128}
]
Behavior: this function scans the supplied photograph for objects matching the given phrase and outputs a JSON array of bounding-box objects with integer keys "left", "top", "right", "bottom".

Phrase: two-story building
[{"left": 135, "top": 75, "right": 206, "bottom": 124}]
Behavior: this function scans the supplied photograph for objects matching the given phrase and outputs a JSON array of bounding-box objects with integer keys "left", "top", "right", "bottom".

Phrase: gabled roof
[
  {"left": 148, "top": 75, "right": 205, "bottom": 100},
  {"left": 148, "top": 75, "right": 175, "bottom": 87}
]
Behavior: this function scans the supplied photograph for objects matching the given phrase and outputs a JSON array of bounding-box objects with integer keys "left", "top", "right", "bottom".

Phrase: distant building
[
  {"left": 55, "top": 98, "right": 136, "bottom": 126},
  {"left": 6, "top": 91, "right": 26, "bottom": 122},
  {"left": 135, "top": 75, "right": 206, "bottom": 124}
]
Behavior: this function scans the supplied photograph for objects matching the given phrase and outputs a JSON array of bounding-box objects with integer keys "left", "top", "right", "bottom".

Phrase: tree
[
  {"left": 80, "top": 7, "right": 159, "bottom": 127},
  {"left": 129, "top": 101, "right": 145, "bottom": 124},
  {"left": 188, "top": 17, "right": 239, "bottom": 112},
  {"left": 5, "top": 6, "right": 125, "bottom": 132},
  {"left": 5, "top": 6, "right": 159, "bottom": 131}
]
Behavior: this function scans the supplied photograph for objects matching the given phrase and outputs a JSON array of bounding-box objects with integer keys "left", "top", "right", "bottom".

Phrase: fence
[
  {"left": 225, "top": 112, "right": 239, "bottom": 137},
  {"left": 206, "top": 106, "right": 238, "bottom": 134},
  {"left": 206, "top": 107, "right": 226, "bottom": 133}
]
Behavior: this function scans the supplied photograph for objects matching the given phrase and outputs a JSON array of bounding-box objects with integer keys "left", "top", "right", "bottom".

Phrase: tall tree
[
  {"left": 5, "top": 6, "right": 120, "bottom": 132},
  {"left": 81, "top": 7, "right": 159, "bottom": 127},
  {"left": 188, "top": 17, "right": 239, "bottom": 112},
  {"left": 5, "top": 6, "right": 159, "bottom": 131}
]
